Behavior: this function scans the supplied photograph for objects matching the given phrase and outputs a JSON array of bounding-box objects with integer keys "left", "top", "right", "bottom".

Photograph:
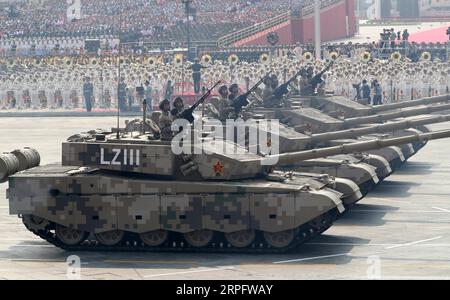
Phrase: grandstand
[{"left": 0, "top": 0, "right": 357, "bottom": 56}]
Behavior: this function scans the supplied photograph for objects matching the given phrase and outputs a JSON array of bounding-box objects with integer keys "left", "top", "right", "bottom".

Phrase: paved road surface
[{"left": 1, "top": 117, "right": 450, "bottom": 280}]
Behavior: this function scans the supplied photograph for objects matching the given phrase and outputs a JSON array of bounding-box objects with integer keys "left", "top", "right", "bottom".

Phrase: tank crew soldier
[
  {"left": 83, "top": 76, "right": 94, "bottom": 112},
  {"left": 170, "top": 97, "right": 185, "bottom": 118},
  {"left": 228, "top": 83, "right": 239, "bottom": 102},
  {"left": 288, "top": 77, "right": 301, "bottom": 95},
  {"left": 217, "top": 85, "right": 234, "bottom": 121},
  {"left": 159, "top": 99, "right": 173, "bottom": 141},
  {"left": 299, "top": 67, "right": 315, "bottom": 96},
  {"left": 188, "top": 58, "right": 207, "bottom": 94},
  {"left": 270, "top": 74, "right": 279, "bottom": 91}
]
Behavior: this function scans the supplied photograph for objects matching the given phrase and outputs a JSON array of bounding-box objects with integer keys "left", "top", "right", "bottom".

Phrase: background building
[{"left": 364, "top": 0, "right": 450, "bottom": 19}]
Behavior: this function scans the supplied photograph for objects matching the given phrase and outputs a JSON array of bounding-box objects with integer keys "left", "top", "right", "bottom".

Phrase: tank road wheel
[
  {"left": 95, "top": 230, "right": 125, "bottom": 246},
  {"left": 263, "top": 230, "right": 295, "bottom": 249},
  {"left": 22, "top": 215, "right": 50, "bottom": 232},
  {"left": 184, "top": 230, "right": 214, "bottom": 248},
  {"left": 225, "top": 230, "right": 256, "bottom": 248},
  {"left": 55, "top": 225, "right": 88, "bottom": 246},
  {"left": 309, "top": 213, "right": 334, "bottom": 234},
  {"left": 139, "top": 230, "right": 169, "bottom": 247}
]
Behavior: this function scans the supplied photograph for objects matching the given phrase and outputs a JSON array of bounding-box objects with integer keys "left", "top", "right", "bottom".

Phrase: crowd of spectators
[
  {"left": 0, "top": 0, "right": 315, "bottom": 40},
  {"left": 0, "top": 47, "right": 448, "bottom": 112}
]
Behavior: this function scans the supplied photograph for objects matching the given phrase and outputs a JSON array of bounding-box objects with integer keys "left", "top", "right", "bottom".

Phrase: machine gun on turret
[
  {"left": 178, "top": 81, "right": 222, "bottom": 123},
  {"left": 273, "top": 67, "right": 307, "bottom": 99},
  {"left": 308, "top": 57, "right": 338, "bottom": 91},
  {"left": 232, "top": 72, "right": 272, "bottom": 114}
]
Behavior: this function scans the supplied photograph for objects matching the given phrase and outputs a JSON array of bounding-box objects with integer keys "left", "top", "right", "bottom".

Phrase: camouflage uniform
[
  {"left": 159, "top": 111, "right": 173, "bottom": 141},
  {"left": 300, "top": 76, "right": 315, "bottom": 96},
  {"left": 262, "top": 85, "right": 275, "bottom": 108},
  {"left": 218, "top": 95, "right": 234, "bottom": 121}
]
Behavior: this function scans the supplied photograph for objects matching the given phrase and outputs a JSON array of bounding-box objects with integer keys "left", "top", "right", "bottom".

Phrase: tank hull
[
  {"left": 279, "top": 158, "right": 378, "bottom": 198},
  {"left": 8, "top": 164, "right": 344, "bottom": 252}
]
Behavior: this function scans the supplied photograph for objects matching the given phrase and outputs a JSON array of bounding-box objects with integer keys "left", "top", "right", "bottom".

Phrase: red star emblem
[{"left": 213, "top": 161, "right": 225, "bottom": 176}]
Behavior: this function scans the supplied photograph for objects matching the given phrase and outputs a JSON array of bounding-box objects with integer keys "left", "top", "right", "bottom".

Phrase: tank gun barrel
[
  {"left": 272, "top": 129, "right": 450, "bottom": 165},
  {"left": 370, "top": 95, "right": 450, "bottom": 114},
  {"left": 343, "top": 103, "right": 450, "bottom": 127},
  {"left": 311, "top": 114, "right": 450, "bottom": 143},
  {"left": 0, "top": 148, "right": 40, "bottom": 182}
]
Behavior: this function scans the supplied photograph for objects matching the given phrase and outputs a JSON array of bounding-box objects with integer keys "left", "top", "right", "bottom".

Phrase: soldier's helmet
[
  {"left": 218, "top": 85, "right": 228, "bottom": 95},
  {"left": 229, "top": 83, "right": 239, "bottom": 93},
  {"left": 159, "top": 99, "right": 170, "bottom": 110},
  {"left": 172, "top": 97, "right": 184, "bottom": 107}
]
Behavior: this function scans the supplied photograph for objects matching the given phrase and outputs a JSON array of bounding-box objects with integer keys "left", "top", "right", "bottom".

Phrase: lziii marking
[{"left": 100, "top": 148, "right": 140, "bottom": 166}]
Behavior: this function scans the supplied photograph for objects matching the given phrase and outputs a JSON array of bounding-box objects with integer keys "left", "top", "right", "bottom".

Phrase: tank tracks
[{"left": 22, "top": 210, "right": 339, "bottom": 254}]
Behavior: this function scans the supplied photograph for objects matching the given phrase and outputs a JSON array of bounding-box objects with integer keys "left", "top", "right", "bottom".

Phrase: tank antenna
[{"left": 116, "top": 10, "right": 122, "bottom": 139}]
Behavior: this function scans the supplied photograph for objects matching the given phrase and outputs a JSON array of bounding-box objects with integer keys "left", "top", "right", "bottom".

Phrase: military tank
[
  {"left": 258, "top": 66, "right": 449, "bottom": 170},
  {"left": 245, "top": 115, "right": 450, "bottom": 195},
  {"left": 255, "top": 101, "right": 450, "bottom": 171},
  {"left": 285, "top": 96, "right": 450, "bottom": 154},
  {"left": 7, "top": 122, "right": 450, "bottom": 253},
  {"left": 7, "top": 126, "right": 346, "bottom": 253},
  {"left": 203, "top": 117, "right": 380, "bottom": 198}
]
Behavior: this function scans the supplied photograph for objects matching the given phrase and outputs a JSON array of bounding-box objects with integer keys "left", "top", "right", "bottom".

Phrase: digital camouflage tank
[
  {"left": 7, "top": 121, "right": 450, "bottom": 252},
  {"left": 258, "top": 62, "right": 449, "bottom": 172},
  {"left": 285, "top": 94, "right": 450, "bottom": 156},
  {"left": 256, "top": 97, "right": 450, "bottom": 174},
  {"left": 7, "top": 123, "right": 348, "bottom": 253},
  {"left": 243, "top": 115, "right": 450, "bottom": 196}
]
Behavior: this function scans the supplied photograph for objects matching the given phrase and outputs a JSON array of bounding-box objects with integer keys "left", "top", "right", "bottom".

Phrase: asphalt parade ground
[{"left": 1, "top": 117, "right": 450, "bottom": 280}]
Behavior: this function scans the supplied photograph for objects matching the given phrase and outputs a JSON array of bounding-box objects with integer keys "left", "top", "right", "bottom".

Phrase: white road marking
[
  {"left": 0, "top": 239, "right": 43, "bottom": 242},
  {"left": 273, "top": 253, "right": 349, "bottom": 264},
  {"left": 144, "top": 266, "right": 236, "bottom": 278},
  {"left": 432, "top": 207, "right": 450, "bottom": 213},
  {"left": 8, "top": 245, "right": 55, "bottom": 248},
  {"left": 385, "top": 236, "right": 442, "bottom": 249},
  {"left": 4, "top": 258, "right": 88, "bottom": 264}
]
